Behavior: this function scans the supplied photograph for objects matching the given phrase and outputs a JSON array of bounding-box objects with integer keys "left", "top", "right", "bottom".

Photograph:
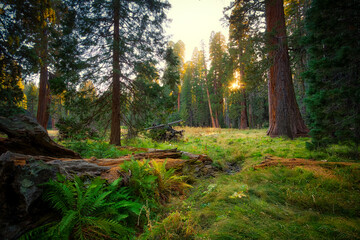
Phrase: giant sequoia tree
[{"left": 265, "top": 0, "right": 308, "bottom": 138}]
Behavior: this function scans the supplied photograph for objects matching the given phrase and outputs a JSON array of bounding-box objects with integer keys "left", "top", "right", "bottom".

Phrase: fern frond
[
  {"left": 86, "top": 217, "right": 133, "bottom": 236},
  {"left": 43, "top": 179, "right": 75, "bottom": 213},
  {"left": 18, "top": 222, "right": 57, "bottom": 240},
  {"left": 57, "top": 210, "right": 78, "bottom": 236}
]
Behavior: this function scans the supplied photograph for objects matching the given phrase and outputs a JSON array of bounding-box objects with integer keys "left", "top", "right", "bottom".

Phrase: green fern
[
  {"left": 152, "top": 160, "right": 192, "bottom": 203},
  {"left": 20, "top": 174, "right": 141, "bottom": 240},
  {"left": 121, "top": 159, "right": 192, "bottom": 205},
  {"left": 121, "top": 159, "right": 158, "bottom": 206}
]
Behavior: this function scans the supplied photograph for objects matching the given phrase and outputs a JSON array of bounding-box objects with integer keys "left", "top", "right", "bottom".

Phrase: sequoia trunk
[
  {"left": 110, "top": 0, "right": 121, "bottom": 145},
  {"left": 265, "top": 0, "right": 308, "bottom": 138},
  {"left": 36, "top": 28, "right": 51, "bottom": 129}
]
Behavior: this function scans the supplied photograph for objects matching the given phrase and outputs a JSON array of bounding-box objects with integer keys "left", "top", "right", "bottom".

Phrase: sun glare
[{"left": 230, "top": 81, "right": 241, "bottom": 90}]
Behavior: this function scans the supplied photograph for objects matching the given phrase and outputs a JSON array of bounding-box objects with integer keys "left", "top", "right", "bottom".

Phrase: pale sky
[{"left": 166, "top": 0, "right": 232, "bottom": 62}]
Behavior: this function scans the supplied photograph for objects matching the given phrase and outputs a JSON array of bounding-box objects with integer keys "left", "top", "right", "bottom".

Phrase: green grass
[
  {"left": 128, "top": 128, "right": 360, "bottom": 239},
  {"left": 125, "top": 128, "right": 358, "bottom": 169},
  {"left": 178, "top": 165, "right": 360, "bottom": 239}
]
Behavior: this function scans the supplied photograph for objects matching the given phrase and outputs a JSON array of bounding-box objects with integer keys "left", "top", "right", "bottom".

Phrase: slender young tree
[{"left": 265, "top": 0, "right": 308, "bottom": 138}]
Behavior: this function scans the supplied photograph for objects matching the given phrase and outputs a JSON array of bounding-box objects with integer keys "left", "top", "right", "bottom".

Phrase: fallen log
[
  {"left": 3, "top": 148, "right": 215, "bottom": 181},
  {"left": 145, "top": 120, "right": 184, "bottom": 142},
  {"left": 0, "top": 147, "right": 215, "bottom": 240},
  {"left": 254, "top": 155, "right": 358, "bottom": 169},
  {"left": 145, "top": 120, "right": 183, "bottom": 130},
  {"left": 0, "top": 114, "right": 80, "bottom": 158}
]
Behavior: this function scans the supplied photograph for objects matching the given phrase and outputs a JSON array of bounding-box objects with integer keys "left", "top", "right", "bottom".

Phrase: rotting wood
[
  {"left": 0, "top": 114, "right": 80, "bottom": 158},
  {"left": 254, "top": 155, "right": 358, "bottom": 169},
  {"left": 3, "top": 148, "right": 214, "bottom": 182}
]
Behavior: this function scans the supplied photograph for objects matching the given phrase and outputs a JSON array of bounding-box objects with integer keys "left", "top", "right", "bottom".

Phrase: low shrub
[
  {"left": 56, "top": 116, "right": 99, "bottom": 140},
  {"left": 64, "top": 140, "right": 132, "bottom": 158}
]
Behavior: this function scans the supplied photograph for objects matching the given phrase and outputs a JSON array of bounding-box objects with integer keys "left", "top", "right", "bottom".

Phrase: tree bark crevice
[{"left": 265, "top": 0, "right": 308, "bottom": 138}]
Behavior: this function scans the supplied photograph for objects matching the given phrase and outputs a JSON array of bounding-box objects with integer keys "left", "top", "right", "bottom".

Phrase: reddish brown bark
[
  {"left": 215, "top": 111, "right": 220, "bottom": 128},
  {"left": 36, "top": 28, "right": 51, "bottom": 130},
  {"left": 265, "top": 0, "right": 308, "bottom": 138},
  {"left": 110, "top": 0, "right": 121, "bottom": 145}
]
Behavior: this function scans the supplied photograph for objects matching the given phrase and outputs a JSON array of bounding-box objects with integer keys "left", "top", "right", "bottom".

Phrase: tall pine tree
[{"left": 77, "top": 0, "right": 170, "bottom": 145}]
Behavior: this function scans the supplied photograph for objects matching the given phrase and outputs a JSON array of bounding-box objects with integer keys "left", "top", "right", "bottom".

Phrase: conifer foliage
[{"left": 304, "top": 0, "right": 360, "bottom": 149}]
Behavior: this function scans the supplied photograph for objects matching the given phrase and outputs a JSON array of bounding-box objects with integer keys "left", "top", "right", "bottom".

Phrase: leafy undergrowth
[{"left": 62, "top": 139, "right": 137, "bottom": 158}]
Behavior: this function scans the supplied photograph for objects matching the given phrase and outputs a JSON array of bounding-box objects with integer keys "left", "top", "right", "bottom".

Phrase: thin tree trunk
[
  {"left": 206, "top": 88, "right": 216, "bottom": 128},
  {"left": 215, "top": 111, "right": 220, "bottom": 128},
  {"left": 265, "top": 0, "right": 308, "bottom": 138},
  {"left": 239, "top": 66, "right": 249, "bottom": 129},
  {"left": 202, "top": 60, "right": 216, "bottom": 128},
  {"left": 177, "top": 90, "right": 180, "bottom": 112},
  {"left": 248, "top": 102, "right": 253, "bottom": 128},
  {"left": 36, "top": 27, "right": 50, "bottom": 130},
  {"left": 240, "top": 89, "right": 249, "bottom": 129},
  {"left": 110, "top": 0, "right": 121, "bottom": 145}
]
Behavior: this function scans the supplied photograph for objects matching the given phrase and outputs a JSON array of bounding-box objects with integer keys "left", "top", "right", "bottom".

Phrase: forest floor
[{"left": 61, "top": 128, "right": 360, "bottom": 239}]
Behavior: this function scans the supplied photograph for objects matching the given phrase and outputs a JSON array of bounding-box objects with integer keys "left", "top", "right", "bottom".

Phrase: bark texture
[
  {"left": 110, "top": 0, "right": 121, "bottom": 145},
  {"left": 36, "top": 28, "right": 51, "bottom": 129},
  {"left": 0, "top": 115, "right": 80, "bottom": 158},
  {"left": 265, "top": 0, "right": 308, "bottom": 138}
]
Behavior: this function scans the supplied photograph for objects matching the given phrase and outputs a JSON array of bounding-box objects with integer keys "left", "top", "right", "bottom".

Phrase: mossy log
[
  {"left": 0, "top": 148, "right": 214, "bottom": 239},
  {"left": 0, "top": 114, "right": 80, "bottom": 158}
]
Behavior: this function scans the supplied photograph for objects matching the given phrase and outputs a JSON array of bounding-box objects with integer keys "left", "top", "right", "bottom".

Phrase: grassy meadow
[{"left": 57, "top": 127, "right": 360, "bottom": 239}]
